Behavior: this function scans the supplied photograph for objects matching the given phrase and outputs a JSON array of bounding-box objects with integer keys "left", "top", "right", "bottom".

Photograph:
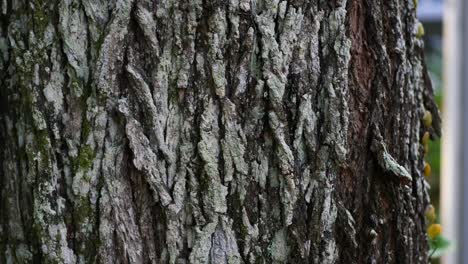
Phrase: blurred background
[
  {"left": 418, "top": 1, "right": 444, "bottom": 263},
  {"left": 418, "top": 0, "right": 443, "bottom": 212},
  {"left": 418, "top": 0, "right": 467, "bottom": 263}
]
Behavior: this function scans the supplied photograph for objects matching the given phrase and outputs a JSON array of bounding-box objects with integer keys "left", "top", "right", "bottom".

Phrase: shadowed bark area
[{"left": 0, "top": 0, "right": 441, "bottom": 263}]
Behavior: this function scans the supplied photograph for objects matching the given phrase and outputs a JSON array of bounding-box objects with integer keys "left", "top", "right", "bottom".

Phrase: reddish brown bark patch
[{"left": 338, "top": 0, "right": 375, "bottom": 204}]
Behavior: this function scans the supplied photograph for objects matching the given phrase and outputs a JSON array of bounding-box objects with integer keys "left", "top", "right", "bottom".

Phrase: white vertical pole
[
  {"left": 441, "top": 0, "right": 465, "bottom": 263},
  {"left": 460, "top": 0, "right": 468, "bottom": 260}
]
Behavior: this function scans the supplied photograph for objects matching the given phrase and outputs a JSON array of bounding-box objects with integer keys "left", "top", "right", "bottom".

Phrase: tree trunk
[{"left": 0, "top": 0, "right": 441, "bottom": 263}]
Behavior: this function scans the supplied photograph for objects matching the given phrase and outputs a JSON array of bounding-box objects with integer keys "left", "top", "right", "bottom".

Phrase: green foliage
[{"left": 429, "top": 235, "right": 451, "bottom": 259}]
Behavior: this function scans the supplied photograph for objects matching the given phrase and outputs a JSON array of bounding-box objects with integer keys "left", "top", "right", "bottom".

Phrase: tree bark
[{"left": 0, "top": 0, "right": 441, "bottom": 263}]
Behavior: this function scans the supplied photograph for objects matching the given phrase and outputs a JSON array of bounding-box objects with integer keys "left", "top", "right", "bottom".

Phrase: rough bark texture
[{"left": 0, "top": 0, "right": 441, "bottom": 263}]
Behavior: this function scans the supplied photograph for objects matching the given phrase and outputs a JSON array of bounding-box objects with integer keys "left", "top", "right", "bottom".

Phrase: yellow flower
[
  {"left": 421, "top": 131, "right": 430, "bottom": 145},
  {"left": 427, "top": 224, "right": 442, "bottom": 240},
  {"left": 425, "top": 205, "right": 436, "bottom": 223},
  {"left": 416, "top": 23, "right": 425, "bottom": 39},
  {"left": 423, "top": 111, "right": 432, "bottom": 127},
  {"left": 423, "top": 143, "right": 429, "bottom": 155},
  {"left": 424, "top": 162, "right": 431, "bottom": 177}
]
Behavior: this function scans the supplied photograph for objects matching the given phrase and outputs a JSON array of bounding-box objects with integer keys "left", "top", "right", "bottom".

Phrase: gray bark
[{"left": 0, "top": 0, "right": 441, "bottom": 263}]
